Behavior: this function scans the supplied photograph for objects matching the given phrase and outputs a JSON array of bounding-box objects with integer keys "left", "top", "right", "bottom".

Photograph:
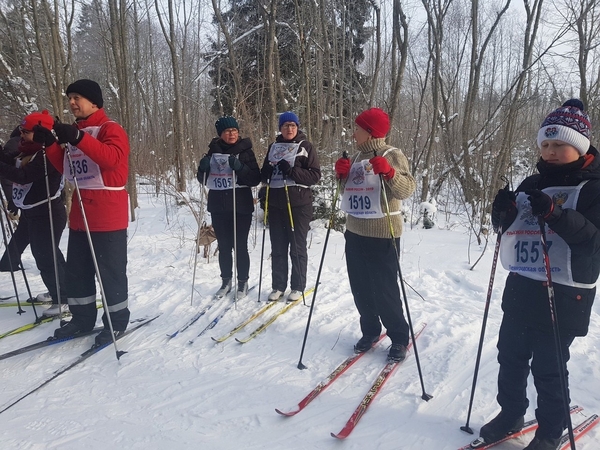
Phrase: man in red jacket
[{"left": 34, "top": 79, "right": 130, "bottom": 347}]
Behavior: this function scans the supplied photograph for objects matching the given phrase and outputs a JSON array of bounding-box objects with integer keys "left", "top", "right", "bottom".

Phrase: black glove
[
  {"left": 53, "top": 123, "right": 83, "bottom": 145},
  {"left": 198, "top": 156, "right": 210, "bottom": 172},
  {"left": 491, "top": 188, "right": 517, "bottom": 233},
  {"left": 228, "top": 155, "right": 243, "bottom": 171},
  {"left": 525, "top": 189, "right": 554, "bottom": 219},
  {"left": 277, "top": 159, "right": 292, "bottom": 176},
  {"left": 197, "top": 156, "right": 210, "bottom": 183},
  {"left": 32, "top": 125, "right": 57, "bottom": 147},
  {"left": 261, "top": 163, "right": 274, "bottom": 181}
]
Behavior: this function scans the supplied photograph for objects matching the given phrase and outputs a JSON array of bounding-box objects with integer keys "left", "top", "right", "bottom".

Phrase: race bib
[
  {"left": 500, "top": 182, "right": 594, "bottom": 288},
  {"left": 268, "top": 142, "right": 299, "bottom": 188},
  {"left": 206, "top": 153, "right": 235, "bottom": 190},
  {"left": 341, "top": 159, "right": 383, "bottom": 218}
]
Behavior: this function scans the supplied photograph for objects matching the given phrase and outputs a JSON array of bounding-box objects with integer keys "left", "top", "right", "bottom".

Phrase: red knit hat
[
  {"left": 355, "top": 108, "right": 390, "bottom": 138},
  {"left": 21, "top": 110, "right": 54, "bottom": 132}
]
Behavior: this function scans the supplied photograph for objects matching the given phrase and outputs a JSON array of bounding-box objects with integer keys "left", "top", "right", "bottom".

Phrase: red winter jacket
[{"left": 46, "top": 109, "right": 130, "bottom": 232}]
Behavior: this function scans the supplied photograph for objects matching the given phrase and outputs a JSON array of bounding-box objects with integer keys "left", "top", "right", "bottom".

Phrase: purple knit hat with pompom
[{"left": 537, "top": 99, "right": 591, "bottom": 155}]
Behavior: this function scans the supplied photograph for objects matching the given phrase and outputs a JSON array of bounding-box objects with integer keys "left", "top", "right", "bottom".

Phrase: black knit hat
[
  {"left": 215, "top": 116, "right": 239, "bottom": 136},
  {"left": 66, "top": 79, "right": 104, "bottom": 108}
]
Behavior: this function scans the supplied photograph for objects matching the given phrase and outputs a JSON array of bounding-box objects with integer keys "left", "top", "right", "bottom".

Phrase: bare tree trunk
[
  {"left": 108, "top": 0, "right": 138, "bottom": 215},
  {"left": 293, "top": 0, "right": 312, "bottom": 141},
  {"left": 388, "top": 0, "right": 409, "bottom": 124},
  {"left": 155, "top": 0, "right": 187, "bottom": 192},
  {"left": 366, "top": 0, "right": 381, "bottom": 107},
  {"left": 263, "top": 0, "right": 278, "bottom": 139},
  {"left": 30, "top": 0, "right": 73, "bottom": 117}
]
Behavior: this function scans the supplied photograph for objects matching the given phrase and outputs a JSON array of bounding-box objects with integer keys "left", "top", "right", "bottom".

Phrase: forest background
[{"left": 0, "top": 0, "right": 599, "bottom": 239}]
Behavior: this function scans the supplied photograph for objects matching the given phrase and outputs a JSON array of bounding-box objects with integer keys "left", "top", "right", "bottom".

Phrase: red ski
[
  {"left": 558, "top": 413, "right": 599, "bottom": 450},
  {"left": 330, "top": 322, "right": 427, "bottom": 439},
  {"left": 275, "top": 334, "right": 387, "bottom": 417},
  {"left": 458, "top": 405, "right": 583, "bottom": 449}
]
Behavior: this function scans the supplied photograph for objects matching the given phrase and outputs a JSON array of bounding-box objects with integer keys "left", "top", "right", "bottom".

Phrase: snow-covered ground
[{"left": 0, "top": 183, "right": 599, "bottom": 449}]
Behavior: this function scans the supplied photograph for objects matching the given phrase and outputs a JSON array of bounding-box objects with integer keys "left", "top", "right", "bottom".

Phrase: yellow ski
[
  {"left": 235, "top": 287, "right": 315, "bottom": 344},
  {"left": 211, "top": 301, "right": 279, "bottom": 343}
]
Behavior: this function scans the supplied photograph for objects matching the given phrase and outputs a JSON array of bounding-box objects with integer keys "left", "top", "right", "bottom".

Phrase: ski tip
[
  {"left": 330, "top": 431, "right": 346, "bottom": 440},
  {"left": 275, "top": 408, "right": 291, "bottom": 416}
]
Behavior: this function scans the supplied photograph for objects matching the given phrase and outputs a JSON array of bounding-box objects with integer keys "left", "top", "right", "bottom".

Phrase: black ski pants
[
  {"left": 0, "top": 214, "right": 29, "bottom": 272},
  {"left": 28, "top": 207, "right": 67, "bottom": 304},
  {"left": 268, "top": 203, "right": 311, "bottom": 292},
  {"left": 496, "top": 313, "right": 575, "bottom": 440},
  {"left": 211, "top": 212, "right": 252, "bottom": 282},
  {"left": 344, "top": 230, "right": 409, "bottom": 346},
  {"left": 66, "top": 229, "right": 130, "bottom": 331}
]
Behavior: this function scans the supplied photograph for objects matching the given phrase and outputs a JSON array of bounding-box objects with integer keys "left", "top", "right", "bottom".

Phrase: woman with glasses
[
  {"left": 260, "top": 112, "right": 321, "bottom": 302},
  {"left": 197, "top": 116, "right": 261, "bottom": 299},
  {"left": 0, "top": 110, "right": 68, "bottom": 316}
]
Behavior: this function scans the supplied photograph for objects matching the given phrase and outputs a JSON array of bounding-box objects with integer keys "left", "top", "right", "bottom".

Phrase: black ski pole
[
  {"left": 297, "top": 152, "right": 346, "bottom": 370},
  {"left": 376, "top": 150, "right": 432, "bottom": 401},
  {"left": 257, "top": 180, "right": 270, "bottom": 302},
  {"left": 0, "top": 187, "right": 37, "bottom": 318},
  {"left": 0, "top": 201, "right": 25, "bottom": 315},
  {"left": 232, "top": 165, "right": 238, "bottom": 307},
  {"left": 460, "top": 226, "right": 503, "bottom": 433},
  {"left": 42, "top": 149, "right": 65, "bottom": 321},
  {"left": 538, "top": 216, "right": 576, "bottom": 449}
]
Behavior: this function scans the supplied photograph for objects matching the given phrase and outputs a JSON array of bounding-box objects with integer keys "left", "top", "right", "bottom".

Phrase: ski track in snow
[{"left": 1, "top": 186, "right": 599, "bottom": 449}]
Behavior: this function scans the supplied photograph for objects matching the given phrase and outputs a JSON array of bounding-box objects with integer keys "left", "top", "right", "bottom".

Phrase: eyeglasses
[
  {"left": 281, "top": 123, "right": 297, "bottom": 129},
  {"left": 19, "top": 127, "right": 32, "bottom": 134},
  {"left": 222, "top": 128, "right": 239, "bottom": 134}
]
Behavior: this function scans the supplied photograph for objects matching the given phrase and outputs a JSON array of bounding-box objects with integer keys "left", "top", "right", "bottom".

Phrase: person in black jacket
[
  {"left": 0, "top": 132, "right": 30, "bottom": 274},
  {"left": 260, "top": 112, "right": 321, "bottom": 302},
  {"left": 197, "top": 116, "right": 261, "bottom": 298},
  {"left": 0, "top": 111, "right": 67, "bottom": 316},
  {"left": 482, "top": 99, "right": 600, "bottom": 450}
]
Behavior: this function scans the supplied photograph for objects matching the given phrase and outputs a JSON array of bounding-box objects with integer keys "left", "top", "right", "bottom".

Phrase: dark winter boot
[
  {"left": 354, "top": 335, "right": 379, "bottom": 353},
  {"left": 94, "top": 329, "right": 125, "bottom": 347},
  {"left": 215, "top": 278, "right": 232, "bottom": 298},
  {"left": 523, "top": 436, "right": 560, "bottom": 450},
  {"left": 236, "top": 281, "right": 249, "bottom": 299},
  {"left": 53, "top": 320, "right": 93, "bottom": 339},
  {"left": 387, "top": 343, "right": 407, "bottom": 362},
  {"left": 479, "top": 411, "right": 524, "bottom": 444}
]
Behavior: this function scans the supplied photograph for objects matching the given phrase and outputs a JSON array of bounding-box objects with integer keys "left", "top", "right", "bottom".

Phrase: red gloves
[
  {"left": 334, "top": 158, "right": 351, "bottom": 179},
  {"left": 369, "top": 156, "right": 395, "bottom": 180}
]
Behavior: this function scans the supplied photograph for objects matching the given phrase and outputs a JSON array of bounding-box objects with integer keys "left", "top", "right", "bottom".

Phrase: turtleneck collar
[{"left": 357, "top": 137, "right": 389, "bottom": 156}]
